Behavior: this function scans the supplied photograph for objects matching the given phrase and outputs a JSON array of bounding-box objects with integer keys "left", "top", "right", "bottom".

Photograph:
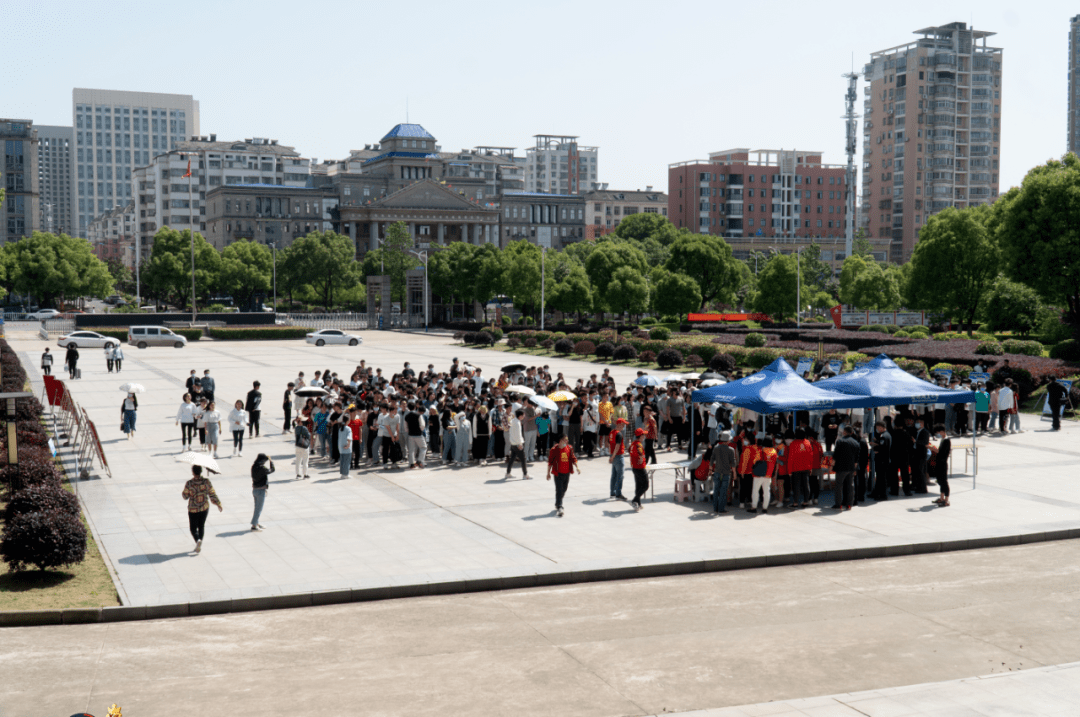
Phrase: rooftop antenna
[
  {"left": 406, "top": 97, "right": 409, "bottom": 124},
  {"left": 842, "top": 70, "right": 860, "bottom": 260}
]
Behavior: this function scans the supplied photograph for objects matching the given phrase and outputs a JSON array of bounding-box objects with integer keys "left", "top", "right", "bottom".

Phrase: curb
[{"left": 2, "top": 527, "right": 1078, "bottom": 628}]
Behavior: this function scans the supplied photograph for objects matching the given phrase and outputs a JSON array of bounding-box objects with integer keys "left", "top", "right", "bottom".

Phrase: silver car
[
  {"left": 128, "top": 325, "right": 188, "bottom": 349},
  {"left": 305, "top": 329, "right": 362, "bottom": 347},
  {"left": 57, "top": 330, "right": 121, "bottom": 350}
]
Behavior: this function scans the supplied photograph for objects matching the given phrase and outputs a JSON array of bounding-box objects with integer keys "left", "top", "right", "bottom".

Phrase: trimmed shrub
[
  {"left": 4, "top": 483, "right": 80, "bottom": 522},
  {"left": 554, "top": 338, "right": 574, "bottom": 354},
  {"left": 684, "top": 354, "right": 704, "bottom": 368},
  {"left": 639, "top": 317, "right": 657, "bottom": 326},
  {"left": 506, "top": 337, "right": 521, "bottom": 348},
  {"left": 523, "top": 316, "right": 535, "bottom": 326},
  {"left": 474, "top": 331, "right": 495, "bottom": 346},
  {"left": 710, "top": 353, "right": 737, "bottom": 373},
  {"left": 0, "top": 509, "right": 87, "bottom": 571},
  {"left": 975, "top": 341, "right": 1004, "bottom": 356},
  {"left": 0, "top": 452, "right": 63, "bottom": 493},
  {"left": 857, "top": 325, "right": 891, "bottom": 333},
  {"left": 1001, "top": 339, "right": 1044, "bottom": 357},
  {"left": 744, "top": 332, "right": 766, "bottom": 348},
  {"left": 541, "top": 338, "right": 554, "bottom": 349},
  {"left": 210, "top": 327, "right": 311, "bottom": 340},
  {"left": 893, "top": 358, "right": 929, "bottom": 376},
  {"left": 690, "top": 343, "right": 718, "bottom": 363},
  {"left": 1049, "top": 339, "right": 1080, "bottom": 362},
  {"left": 595, "top": 341, "right": 615, "bottom": 359},
  {"left": 894, "top": 330, "right": 911, "bottom": 338},
  {"left": 573, "top": 340, "right": 596, "bottom": 356},
  {"left": 689, "top": 329, "right": 702, "bottom": 335},
  {"left": 488, "top": 328, "right": 504, "bottom": 342},
  {"left": 649, "top": 327, "right": 671, "bottom": 341},
  {"left": 532, "top": 331, "right": 553, "bottom": 343},
  {"left": 657, "top": 348, "right": 683, "bottom": 368},
  {"left": 552, "top": 331, "right": 567, "bottom": 340},
  {"left": 613, "top": 344, "right": 638, "bottom": 362},
  {"left": 640, "top": 350, "right": 657, "bottom": 363},
  {"left": 524, "top": 337, "right": 537, "bottom": 348},
  {"left": 453, "top": 331, "right": 464, "bottom": 342},
  {"left": 661, "top": 315, "right": 679, "bottom": 323},
  {"left": 746, "top": 347, "right": 779, "bottom": 369},
  {"left": 501, "top": 315, "right": 511, "bottom": 326}
]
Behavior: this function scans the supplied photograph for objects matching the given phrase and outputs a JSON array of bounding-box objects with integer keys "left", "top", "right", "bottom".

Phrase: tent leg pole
[{"left": 690, "top": 409, "right": 695, "bottom": 460}]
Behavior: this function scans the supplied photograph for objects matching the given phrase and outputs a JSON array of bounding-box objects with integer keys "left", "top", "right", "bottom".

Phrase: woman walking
[
  {"left": 203, "top": 401, "right": 222, "bottom": 458},
  {"left": 182, "top": 465, "right": 222, "bottom": 553},
  {"left": 111, "top": 344, "right": 124, "bottom": 373},
  {"left": 337, "top": 416, "right": 352, "bottom": 477},
  {"left": 250, "top": 454, "right": 273, "bottom": 531},
  {"left": 121, "top": 392, "right": 138, "bottom": 438},
  {"left": 929, "top": 423, "right": 952, "bottom": 507},
  {"left": 41, "top": 347, "right": 54, "bottom": 376},
  {"left": 104, "top": 345, "right": 114, "bottom": 373},
  {"left": 195, "top": 398, "right": 209, "bottom": 451},
  {"left": 228, "top": 400, "right": 249, "bottom": 458},
  {"left": 175, "top": 393, "right": 197, "bottom": 452}
]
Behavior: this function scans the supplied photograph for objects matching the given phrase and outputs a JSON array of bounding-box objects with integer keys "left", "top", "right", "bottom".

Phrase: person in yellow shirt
[{"left": 598, "top": 391, "right": 614, "bottom": 456}]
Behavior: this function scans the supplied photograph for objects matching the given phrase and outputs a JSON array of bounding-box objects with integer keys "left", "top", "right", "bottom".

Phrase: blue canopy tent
[
  {"left": 815, "top": 353, "right": 979, "bottom": 484},
  {"left": 687, "top": 358, "right": 871, "bottom": 460}
]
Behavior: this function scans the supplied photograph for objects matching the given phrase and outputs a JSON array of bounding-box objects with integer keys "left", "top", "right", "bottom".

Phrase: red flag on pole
[{"left": 183, "top": 158, "right": 192, "bottom": 178}]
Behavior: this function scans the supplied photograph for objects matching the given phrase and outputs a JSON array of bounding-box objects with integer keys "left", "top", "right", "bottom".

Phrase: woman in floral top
[{"left": 181, "top": 465, "right": 222, "bottom": 554}]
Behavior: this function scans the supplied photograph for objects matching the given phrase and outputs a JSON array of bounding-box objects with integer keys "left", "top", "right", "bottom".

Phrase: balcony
[{"left": 232, "top": 229, "right": 255, "bottom": 239}]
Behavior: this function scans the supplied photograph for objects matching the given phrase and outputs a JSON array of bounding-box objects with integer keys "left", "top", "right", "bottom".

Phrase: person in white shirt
[
  {"left": 175, "top": 393, "right": 197, "bottom": 452},
  {"left": 111, "top": 344, "right": 124, "bottom": 372},
  {"left": 228, "top": 400, "right": 249, "bottom": 457},
  {"left": 203, "top": 401, "right": 222, "bottom": 458},
  {"left": 998, "top": 381, "right": 1015, "bottom": 434},
  {"left": 505, "top": 409, "right": 528, "bottom": 479}
]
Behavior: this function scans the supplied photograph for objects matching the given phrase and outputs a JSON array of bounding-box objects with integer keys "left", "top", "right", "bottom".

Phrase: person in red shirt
[
  {"left": 608, "top": 418, "right": 628, "bottom": 500},
  {"left": 807, "top": 428, "right": 825, "bottom": 505},
  {"left": 546, "top": 434, "right": 579, "bottom": 517},
  {"left": 785, "top": 428, "right": 815, "bottom": 508},
  {"left": 629, "top": 427, "right": 649, "bottom": 511},
  {"left": 774, "top": 433, "right": 790, "bottom": 507},
  {"left": 643, "top": 407, "right": 658, "bottom": 465},
  {"left": 736, "top": 432, "right": 759, "bottom": 509},
  {"left": 750, "top": 437, "right": 779, "bottom": 513}
]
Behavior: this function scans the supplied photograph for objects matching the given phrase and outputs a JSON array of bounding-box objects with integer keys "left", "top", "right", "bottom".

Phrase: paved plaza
[
  {"left": 7, "top": 330, "right": 1080, "bottom": 609},
  {"left": 5, "top": 539, "right": 1080, "bottom": 716}
]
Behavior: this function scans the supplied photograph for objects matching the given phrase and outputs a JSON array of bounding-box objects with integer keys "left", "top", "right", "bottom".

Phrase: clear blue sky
[{"left": 1, "top": 0, "right": 1071, "bottom": 195}]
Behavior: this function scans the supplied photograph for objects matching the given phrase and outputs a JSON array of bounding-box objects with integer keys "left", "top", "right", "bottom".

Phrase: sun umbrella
[
  {"left": 529, "top": 395, "right": 559, "bottom": 412},
  {"left": 501, "top": 362, "right": 527, "bottom": 373},
  {"left": 547, "top": 390, "right": 577, "bottom": 402},
  {"left": 633, "top": 375, "right": 662, "bottom": 387},
  {"left": 683, "top": 373, "right": 702, "bottom": 380},
  {"left": 699, "top": 378, "right": 726, "bottom": 388},
  {"left": 176, "top": 451, "right": 221, "bottom": 474},
  {"left": 700, "top": 372, "right": 723, "bottom": 380},
  {"left": 118, "top": 383, "right": 146, "bottom": 394},
  {"left": 294, "top": 386, "right": 329, "bottom": 397},
  {"left": 504, "top": 385, "right": 536, "bottom": 396}
]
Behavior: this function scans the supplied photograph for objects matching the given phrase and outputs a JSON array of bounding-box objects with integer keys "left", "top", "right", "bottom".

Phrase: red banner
[{"left": 688, "top": 313, "right": 771, "bottom": 323}]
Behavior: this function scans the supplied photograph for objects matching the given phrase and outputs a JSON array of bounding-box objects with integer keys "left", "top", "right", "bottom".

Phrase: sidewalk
[{"left": 10, "top": 332, "right": 1080, "bottom": 609}]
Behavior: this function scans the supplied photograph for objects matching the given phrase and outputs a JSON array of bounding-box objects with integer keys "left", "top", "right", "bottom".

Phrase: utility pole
[
  {"left": 540, "top": 246, "right": 546, "bottom": 331},
  {"left": 269, "top": 242, "right": 277, "bottom": 312},
  {"left": 843, "top": 71, "right": 860, "bottom": 261}
]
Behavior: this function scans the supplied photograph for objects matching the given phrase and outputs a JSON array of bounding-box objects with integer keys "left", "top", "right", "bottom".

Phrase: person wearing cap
[
  {"left": 608, "top": 418, "right": 628, "bottom": 500},
  {"left": 629, "top": 428, "right": 649, "bottom": 511},
  {"left": 546, "top": 434, "right": 579, "bottom": 517},
  {"left": 711, "top": 430, "right": 737, "bottom": 513}
]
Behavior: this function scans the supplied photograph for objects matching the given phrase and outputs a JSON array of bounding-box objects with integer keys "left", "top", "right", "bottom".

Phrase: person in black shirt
[
  {"left": 246, "top": 381, "right": 262, "bottom": 438},
  {"left": 831, "top": 425, "right": 860, "bottom": 510},
  {"left": 929, "top": 424, "right": 951, "bottom": 507},
  {"left": 855, "top": 427, "right": 870, "bottom": 503},
  {"left": 821, "top": 409, "right": 843, "bottom": 452},
  {"left": 889, "top": 414, "right": 911, "bottom": 495},
  {"left": 1047, "top": 377, "right": 1068, "bottom": 431},
  {"left": 869, "top": 421, "right": 892, "bottom": 501},
  {"left": 910, "top": 416, "right": 931, "bottom": 494},
  {"left": 281, "top": 382, "right": 294, "bottom": 433}
]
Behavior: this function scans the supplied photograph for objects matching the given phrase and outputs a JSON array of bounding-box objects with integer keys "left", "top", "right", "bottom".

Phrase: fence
[
  {"left": 41, "top": 318, "right": 75, "bottom": 336},
  {"left": 277, "top": 313, "right": 426, "bottom": 330},
  {"left": 41, "top": 375, "right": 110, "bottom": 480}
]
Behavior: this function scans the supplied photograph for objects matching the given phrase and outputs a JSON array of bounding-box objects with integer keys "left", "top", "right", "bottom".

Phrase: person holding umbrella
[
  {"left": 121, "top": 391, "right": 138, "bottom": 438},
  {"left": 182, "top": 464, "right": 222, "bottom": 553}
]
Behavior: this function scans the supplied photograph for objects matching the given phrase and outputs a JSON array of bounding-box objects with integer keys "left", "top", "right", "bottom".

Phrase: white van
[{"left": 128, "top": 326, "right": 188, "bottom": 349}]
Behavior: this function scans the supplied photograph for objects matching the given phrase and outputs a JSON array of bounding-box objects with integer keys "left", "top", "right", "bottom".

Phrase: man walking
[
  {"left": 505, "top": 409, "right": 528, "bottom": 479},
  {"left": 831, "top": 425, "right": 860, "bottom": 510},
  {"left": 404, "top": 402, "right": 427, "bottom": 469},
  {"left": 282, "top": 382, "right": 295, "bottom": 434},
  {"left": 546, "top": 434, "right": 579, "bottom": 517},
  {"left": 201, "top": 369, "right": 216, "bottom": 404},
  {"left": 1047, "top": 377, "right": 1068, "bottom": 431},
  {"left": 246, "top": 381, "right": 262, "bottom": 438},
  {"left": 41, "top": 347, "right": 53, "bottom": 376},
  {"left": 629, "top": 428, "right": 649, "bottom": 512},
  {"left": 710, "top": 430, "right": 736, "bottom": 514},
  {"left": 65, "top": 345, "right": 79, "bottom": 379},
  {"left": 869, "top": 421, "right": 892, "bottom": 501}
]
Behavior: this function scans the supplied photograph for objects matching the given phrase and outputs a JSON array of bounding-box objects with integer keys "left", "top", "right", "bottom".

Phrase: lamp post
[
  {"left": 796, "top": 245, "right": 805, "bottom": 328},
  {"left": 408, "top": 248, "right": 429, "bottom": 332},
  {"left": 540, "top": 245, "right": 546, "bottom": 331},
  {"left": 268, "top": 242, "right": 277, "bottom": 313}
]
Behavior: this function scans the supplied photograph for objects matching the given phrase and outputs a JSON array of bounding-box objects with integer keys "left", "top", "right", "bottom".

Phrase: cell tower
[{"left": 843, "top": 71, "right": 860, "bottom": 259}]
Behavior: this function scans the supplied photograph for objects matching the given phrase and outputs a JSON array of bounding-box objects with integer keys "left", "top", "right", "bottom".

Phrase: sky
[{"left": 1, "top": 0, "right": 1073, "bottom": 195}]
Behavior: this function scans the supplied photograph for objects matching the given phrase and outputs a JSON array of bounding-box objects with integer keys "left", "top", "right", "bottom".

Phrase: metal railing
[
  {"left": 279, "top": 313, "right": 370, "bottom": 330},
  {"left": 42, "top": 318, "right": 76, "bottom": 336}
]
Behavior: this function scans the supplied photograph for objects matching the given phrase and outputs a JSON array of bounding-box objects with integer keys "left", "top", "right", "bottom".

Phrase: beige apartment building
[
  {"left": 862, "top": 22, "right": 1003, "bottom": 263},
  {"left": 582, "top": 185, "right": 667, "bottom": 239}
]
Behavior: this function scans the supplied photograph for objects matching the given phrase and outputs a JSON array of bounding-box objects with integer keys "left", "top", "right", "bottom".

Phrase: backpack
[
  {"left": 752, "top": 458, "right": 769, "bottom": 477},
  {"left": 296, "top": 429, "right": 310, "bottom": 449}
]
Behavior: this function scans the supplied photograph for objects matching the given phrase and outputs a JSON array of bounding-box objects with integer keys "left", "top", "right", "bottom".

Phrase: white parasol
[
  {"left": 529, "top": 395, "right": 559, "bottom": 412},
  {"left": 504, "top": 385, "right": 536, "bottom": 396},
  {"left": 176, "top": 451, "right": 221, "bottom": 474},
  {"left": 118, "top": 383, "right": 146, "bottom": 394}
]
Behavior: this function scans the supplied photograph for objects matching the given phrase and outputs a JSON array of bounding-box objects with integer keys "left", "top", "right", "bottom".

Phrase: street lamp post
[
  {"left": 269, "top": 242, "right": 277, "bottom": 313},
  {"left": 540, "top": 246, "right": 546, "bottom": 331},
  {"left": 796, "top": 245, "right": 805, "bottom": 329},
  {"left": 408, "top": 249, "right": 429, "bottom": 332}
]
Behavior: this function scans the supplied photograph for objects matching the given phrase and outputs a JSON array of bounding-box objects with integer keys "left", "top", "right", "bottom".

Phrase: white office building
[{"left": 524, "top": 135, "right": 598, "bottom": 195}]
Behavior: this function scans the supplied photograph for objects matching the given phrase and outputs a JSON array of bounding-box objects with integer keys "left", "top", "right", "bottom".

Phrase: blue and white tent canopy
[
  {"left": 814, "top": 354, "right": 975, "bottom": 407},
  {"left": 690, "top": 358, "right": 868, "bottom": 414}
]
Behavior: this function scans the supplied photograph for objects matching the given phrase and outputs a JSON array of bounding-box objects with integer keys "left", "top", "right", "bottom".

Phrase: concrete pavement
[
  {"left": 8, "top": 331, "right": 1080, "bottom": 609},
  {"left": 3, "top": 539, "right": 1080, "bottom": 716}
]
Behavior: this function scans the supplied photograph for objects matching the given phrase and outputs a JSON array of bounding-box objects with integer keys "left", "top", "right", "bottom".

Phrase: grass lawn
[{"left": 0, "top": 475, "right": 120, "bottom": 612}]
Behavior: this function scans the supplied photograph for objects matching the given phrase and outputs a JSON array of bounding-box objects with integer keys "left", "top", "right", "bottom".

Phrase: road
[{"left": 4, "top": 539, "right": 1079, "bottom": 717}]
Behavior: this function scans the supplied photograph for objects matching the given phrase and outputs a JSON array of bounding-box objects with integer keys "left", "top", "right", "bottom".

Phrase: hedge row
[
  {"left": 209, "top": 327, "right": 312, "bottom": 340},
  {"left": 0, "top": 340, "right": 87, "bottom": 572}
]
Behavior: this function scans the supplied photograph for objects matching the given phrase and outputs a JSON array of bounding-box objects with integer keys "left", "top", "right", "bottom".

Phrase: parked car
[
  {"left": 128, "top": 325, "right": 188, "bottom": 349},
  {"left": 305, "top": 329, "right": 362, "bottom": 347},
  {"left": 30, "top": 309, "right": 61, "bottom": 321},
  {"left": 57, "top": 331, "right": 121, "bottom": 349}
]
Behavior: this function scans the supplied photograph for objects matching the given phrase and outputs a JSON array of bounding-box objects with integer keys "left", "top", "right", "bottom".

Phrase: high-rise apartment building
[
  {"left": 133, "top": 136, "right": 309, "bottom": 256},
  {"left": 36, "top": 125, "right": 73, "bottom": 234},
  {"left": 524, "top": 135, "right": 597, "bottom": 195},
  {"left": 862, "top": 23, "right": 1003, "bottom": 263},
  {"left": 1069, "top": 16, "right": 1080, "bottom": 154},
  {"left": 72, "top": 89, "right": 200, "bottom": 237},
  {"left": 1, "top": 119, "right": 40, "bottom": 244}
]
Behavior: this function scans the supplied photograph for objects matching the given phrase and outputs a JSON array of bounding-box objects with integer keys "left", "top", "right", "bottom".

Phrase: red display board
[
  {"left": 688, "top": 313, "right": 772, "bottom": 323},
  {"left": 43, "top": 375, "right": 66, "bottom": 406}
]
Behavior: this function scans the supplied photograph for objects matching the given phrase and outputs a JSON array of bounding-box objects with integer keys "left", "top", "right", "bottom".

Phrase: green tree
[
  {"left": 839, "top": 254, "right": 902, "bottom": 310},
  {"left": 290, "top": 230, "right": 358, "bottom": 309},
  {"left": 606, "top": 265, "right": 650, "bottom": 317},
  {"left": 503, "top": 240, "right": 542, "bottom": 311},
  {"left": 547, "top": 262, "right": 593, "bottom": 319},
  {"left": 360, "top": 220, "right": 414, "bottom": 303},
  {"left": 800, "top": 243, "right": 834, "bottom": 294},
  {"left": 997, "top": 153, "right": 1080, "bottom": 338},
  {"left": 6, "top": 232, "right": 113, "bottom": 307},
  {"left": 106, "top": 259, "right": 135, "bottom": 295},
  {"left": 219, "top": 240, "right": 272, "bottom": 310},
  {"left": 980, "top": 274, "right": 1042, "bottom": 335},
  {"left": 664, "top": 234, "right": 740, "bottom": 310},
  {"left": 852, "top": 232, "right": 874, "bottom": 259},
  {"left": 143, "top": 228, "right": 222, "bottom": 309},
  {"left": 905, "top": 205, "right": 999, "bottom": 335},
  {"left": 651, "top": 269, "right": 701, "bottom": 317},
  {"left": 610, "top": 213, "right": 681, "bottom": 246},
  {"left": 428, "top": 242, "right": 477, "bottom": 316},
  {"left": 584, "top": 242, "right": 648, "bottom": 313},
  {"left": 472, "top": 243, "right": 508, "bottom": 313},
  {"left": 751, "top": 253, "right": 799, "bottom": 321}
]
